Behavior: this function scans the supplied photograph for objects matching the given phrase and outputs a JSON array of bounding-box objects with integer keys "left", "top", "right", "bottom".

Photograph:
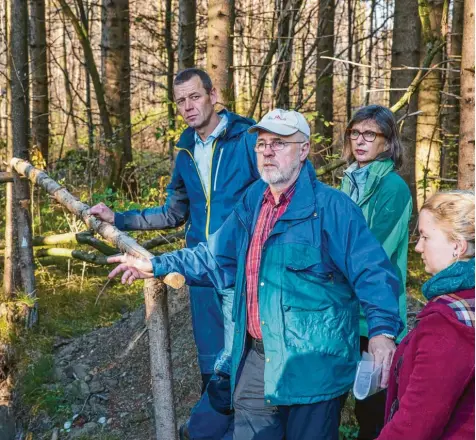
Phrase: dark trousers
[
  {"left": 354, "top": 337, "right": 386, "bottom": 440},
  {"left": 233, "top": 338, "right": 342, "bottom": 440}
]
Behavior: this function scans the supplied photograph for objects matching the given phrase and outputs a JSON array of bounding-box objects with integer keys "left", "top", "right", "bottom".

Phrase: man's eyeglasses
[
  {"left": 254, "top": 140, "right": 305, "bottom": 153},
  {"left": 347, "top": 129, "right": 385, "bottom": 142}
]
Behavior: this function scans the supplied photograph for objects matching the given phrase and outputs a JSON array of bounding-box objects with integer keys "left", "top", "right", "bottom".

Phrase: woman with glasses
[
  {"left": 378, "top": 191, "right": 474, "bottom": 439},
  {"left": 340, "top": 105, "right": 412, "bottom": 440}
]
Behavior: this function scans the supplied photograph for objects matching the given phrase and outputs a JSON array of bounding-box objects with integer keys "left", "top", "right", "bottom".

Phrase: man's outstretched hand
[
  {"left": 87, "top": 202, "right": 115, "bottom": 224},
  {"left": 107, "top": 254, "right": 154, "bottom": 284},
  {"left": 368, "top": 334, "right": 396, "bottom": 389}
]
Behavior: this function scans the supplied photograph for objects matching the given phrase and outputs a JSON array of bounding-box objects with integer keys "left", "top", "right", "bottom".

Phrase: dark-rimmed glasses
[
  {"left": 254, "top": 140, "right": 305, "bottom": 153},
  {"left": 347, "top": 129, "right": 385, "bottom": 142}
]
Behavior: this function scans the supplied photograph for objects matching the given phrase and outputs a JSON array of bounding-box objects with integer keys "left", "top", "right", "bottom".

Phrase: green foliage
[
  {"left": 18, "top": 355, "right": 70, "bottom": 417},
  {"left": 306, "top": 111, "right": 334, "bottom": 146},
  {"left": 339, "top": 424, "right": 359, "bottom": 439},
  {"left": 35, "top": 260, "right": 144, "bottom": 338}
]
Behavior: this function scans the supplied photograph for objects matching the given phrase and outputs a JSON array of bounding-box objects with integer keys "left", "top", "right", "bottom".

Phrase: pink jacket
[{"left": 378, "top": 289, "right": 475, "bottom": 440}]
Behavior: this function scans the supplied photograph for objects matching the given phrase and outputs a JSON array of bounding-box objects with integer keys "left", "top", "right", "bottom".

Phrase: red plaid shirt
[{"left": 246, "top": 183, "right": 296, "bottom": 339}]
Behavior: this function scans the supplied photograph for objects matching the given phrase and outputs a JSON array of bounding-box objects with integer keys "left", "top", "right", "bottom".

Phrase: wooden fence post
[{"left": 11, "top": 157, "right": 184, "bottom": 440}]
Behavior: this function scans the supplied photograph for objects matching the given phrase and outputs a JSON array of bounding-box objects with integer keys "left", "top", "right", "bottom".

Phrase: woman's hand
[{"left": 107, "top": 254, "right": 154, "bottom": 284}]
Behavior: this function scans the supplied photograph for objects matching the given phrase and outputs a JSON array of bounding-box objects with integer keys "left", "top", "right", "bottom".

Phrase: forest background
[{"left": 0, "top": 0, "right": 474, "bottom": 438}]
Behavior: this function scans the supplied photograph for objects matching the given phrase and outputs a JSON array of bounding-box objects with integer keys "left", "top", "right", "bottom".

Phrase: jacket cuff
[
  {"left": 114, "top": 213, "right": 125, "bottom": 230},
  {"left": 368, "top": 324, "right": 398, "bottom": 339},
  {"left": 151, "top": 256, "right": 168, "bottom": 278}
]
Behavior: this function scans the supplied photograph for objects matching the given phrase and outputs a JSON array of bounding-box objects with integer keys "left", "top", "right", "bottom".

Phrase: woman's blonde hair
[{"left": 421, "top": 190, "right": 475, "bottom": 258}]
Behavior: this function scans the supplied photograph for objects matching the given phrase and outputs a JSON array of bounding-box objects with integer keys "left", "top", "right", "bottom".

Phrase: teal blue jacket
[
  {"left": 341, "top": 159, "right": 412, "bottom": 342},
  {"left": 154, "top": 161, "right": 402, "bottom": 405}
]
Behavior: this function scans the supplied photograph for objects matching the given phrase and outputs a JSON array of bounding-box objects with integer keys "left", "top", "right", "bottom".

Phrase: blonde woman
[{"left": 378, "top": 191, "right": 475, "bottom": 439}]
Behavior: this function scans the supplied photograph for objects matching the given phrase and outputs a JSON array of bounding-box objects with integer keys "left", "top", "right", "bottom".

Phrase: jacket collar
[
  {"left": 343, "top": 159, "right": 395, "bottom": 206},
  {"left": 234, "top": 160, "right": 317, "bottom": 233},
  {"left": 278, "top": 160, "right": 317, "bottom": 221},
  {"left": 176, "top": 109, "right": 255, "bottom": 152}
]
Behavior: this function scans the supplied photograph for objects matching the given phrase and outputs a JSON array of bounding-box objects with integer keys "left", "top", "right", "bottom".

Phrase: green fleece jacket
[{"left": 341, "top": 159, "right": 412, "bottom": 342}]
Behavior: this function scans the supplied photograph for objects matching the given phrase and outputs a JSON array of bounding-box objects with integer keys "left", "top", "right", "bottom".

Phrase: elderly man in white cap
[{"left": 107, "top": 109, "right": 402, "bottom": 440}]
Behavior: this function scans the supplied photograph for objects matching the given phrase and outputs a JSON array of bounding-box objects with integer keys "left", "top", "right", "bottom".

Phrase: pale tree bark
[
  {"left": 61, "top": 22, "right": 79, "bottom": 154},
  {"left": 415, "top": 0, "right": 448, "bottom": 209},
  {"left": 273, "top": 0, "right": 303, "bottom": 109},
  {"left": 76, "top": 0, "right": 95, "bottom": 156},
  {"left": 346, "top": 0, "right": 354, "bottom": 120},
  {"left": 101, "top": 0, "right": 132, "bottom": 189},
  {"left": 6, "top": 0, "right": 37, "bottom": 327},
  {"left": 313, "top": 0, "right": 334, "bottom": 168},
  {"left": 441, "top": 0, "right": 463, "bottom": 178},
  {"left": 178, "top": 0, "right": 196, "bottom": 70},
  {"left": 165, "top": 0, "right": 175, "bottom": 169},
  {"left": 3, "top": 0, "right": 16, "bottom": 299},
  {"left": 207, "top": 0, "right": 235, "bottom": 109},
  {"left": 364, "top": 0, "right": 376, "bottom": 106},
  {"left": 390, "top": 0, "right": 422, "bottom": 215},
  {"left": 458, "top": 0, "right": 475, "bottom": 189},
  {"left": 29, "top": 0, "right": 49, "bottom": 166},
  {"left": 11, "top": 157, "right": 184, "bottom": 440}
]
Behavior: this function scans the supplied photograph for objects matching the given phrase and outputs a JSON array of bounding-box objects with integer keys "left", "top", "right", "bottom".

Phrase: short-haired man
[
  {"left": 108, "top": 109, "right": 402, "bottom": 440},
  {"left": 90, "top": 68, "right": 260, "bottom": 439}
]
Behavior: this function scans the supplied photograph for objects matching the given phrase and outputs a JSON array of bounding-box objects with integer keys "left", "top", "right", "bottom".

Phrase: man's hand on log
[
  {"left": 87, "top": 203, "right": 115, "bottom": 224},
  {"left": 107, "top": 254, "right": 154, "bottom": 284}
]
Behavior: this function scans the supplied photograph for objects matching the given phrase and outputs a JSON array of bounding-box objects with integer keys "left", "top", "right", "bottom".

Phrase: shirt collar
[
  {"left": 194, "top": 114, "right": 228, "bottom": 145},
  {"left": 263, "top": 181, "right": 297, "bottom": 207}
]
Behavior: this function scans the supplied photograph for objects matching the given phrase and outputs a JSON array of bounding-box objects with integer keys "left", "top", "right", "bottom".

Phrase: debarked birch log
[{"left": 11, "top": 157, "right": 180, "bottom": 440}]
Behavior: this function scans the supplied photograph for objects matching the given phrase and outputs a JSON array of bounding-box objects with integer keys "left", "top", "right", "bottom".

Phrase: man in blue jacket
[
  {"left": 107, "top": 109, "right": 403, "bottom": 440},
  {"left": 90, "top": 68, "right": 260, "bottom": 439}
]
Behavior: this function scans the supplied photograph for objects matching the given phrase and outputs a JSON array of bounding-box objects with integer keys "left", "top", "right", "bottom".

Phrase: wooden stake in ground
[{"left": 11, "top": 157, "right": 183, "bottom": 440}]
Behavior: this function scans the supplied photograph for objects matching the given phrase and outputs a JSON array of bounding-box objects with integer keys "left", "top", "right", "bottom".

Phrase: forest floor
[{"left": 7, "top": 248, "right": 427, "bottom": 440}]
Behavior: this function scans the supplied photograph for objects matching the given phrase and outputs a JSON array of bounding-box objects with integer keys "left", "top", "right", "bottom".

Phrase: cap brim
[{"left": 248, "top": 122, "right": 298, "bottom": 136}]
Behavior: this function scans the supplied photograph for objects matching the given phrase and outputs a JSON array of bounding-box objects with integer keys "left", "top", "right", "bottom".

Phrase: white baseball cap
[{"left": 248, "top": 109, "right": 311, "bottom": 138}]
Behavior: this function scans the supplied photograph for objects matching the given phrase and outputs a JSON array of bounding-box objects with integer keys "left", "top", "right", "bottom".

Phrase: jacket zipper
[
  {"left": 184, "top": 220, "right": 192, "bottom": 243},
  {"left": 205, "top": 128, "right": 226, "bottom": 239},
  {"left": 213, "top": 148, "right": 224, "bottom": 192},
  {"left": 175, "top": 147, "right": 208, "bottom": 203}
]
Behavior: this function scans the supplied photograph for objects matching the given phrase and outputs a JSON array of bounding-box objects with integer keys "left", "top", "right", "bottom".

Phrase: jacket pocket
[
  {"left": 283, "top": 307, "right": 357, "bottom": 360},
  {"left": 281, "top": 244, "right": 333, "bottom": 311}
]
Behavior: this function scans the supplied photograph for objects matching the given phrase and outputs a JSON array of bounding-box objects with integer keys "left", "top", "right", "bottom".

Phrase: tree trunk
[
  {"left": 415, "top": 0, "right": 447, "bottom": 209},
  {"left": 101, "top": 0, "right": 132, "bottom": 189},
  {"left": 62, "top": 23, "right": 79, "bottom": 150},
  {"left": 364, "top": 0, "right": 376, "bottom": 106},
  {"left": 165, "top": 0, "right": 176, "bottom": 170},
  {"left": 3, "top": 0, "right": 16, "bottom": 298},
  {"left": 207, "top": 0, "right": 235, "bottom": 109},
  {"left": 273, "top": 0, "right": 302, "bottom": 109},
  {"left": 313, "top": 0, "right": 334, "bottom": 168},
  {"left": 440, "top": 0, "right": 463, "bottom": 179},
  {"left": 346, "top": 0, "right": 354, "bottom": 121},
  {"left": 7, "top": 0, "right": 37, "bottom": 327},
  {"left": 29, "top": 0, "right": 49, "bottom": 166},
  {"left": 57, "top": 0, "right": 113, "bottom": 150},
  {"left": 11, "top": 157, "right": 185, "bottom": 439},
  {"left": 458, "top": 0, "right": 475, "bottom": 189},
  {"left": 178, "top": 0, "right": 196, "bottom": 70},
  {"left": 390, "top": 0, "right": 422, "bottom": 216}
]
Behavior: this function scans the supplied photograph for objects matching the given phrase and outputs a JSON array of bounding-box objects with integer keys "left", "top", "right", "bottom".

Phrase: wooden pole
[{"left": 11, "top": 157, "right": 182, "bottom": 440}]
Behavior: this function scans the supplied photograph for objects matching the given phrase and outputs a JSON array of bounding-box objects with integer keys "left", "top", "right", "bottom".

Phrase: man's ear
[
  {"left": 209, "top": 87, "right": 218, "bottom": 106},
  {"left": 300, "top": 141, "right": 310, "bottom": 161}
]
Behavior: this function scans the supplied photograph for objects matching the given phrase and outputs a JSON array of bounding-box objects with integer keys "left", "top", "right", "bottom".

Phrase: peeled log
[{"left": 11, "top": 157, "right": 180, "bottom": 440}]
